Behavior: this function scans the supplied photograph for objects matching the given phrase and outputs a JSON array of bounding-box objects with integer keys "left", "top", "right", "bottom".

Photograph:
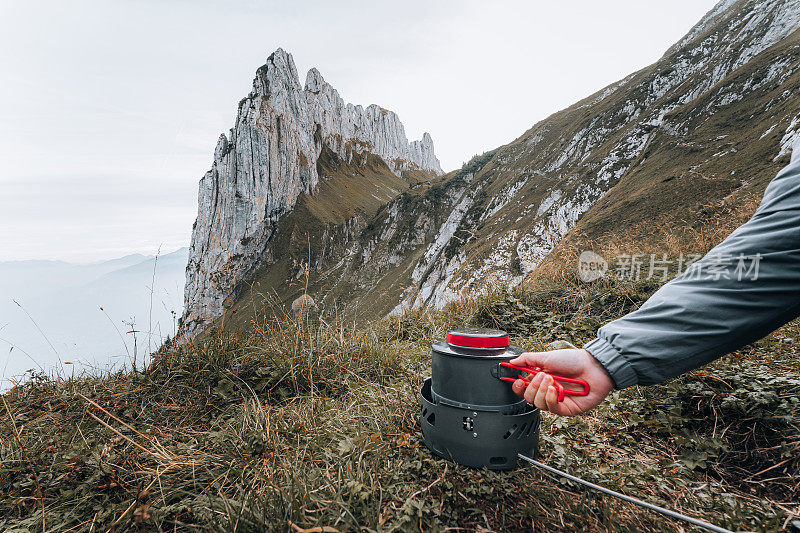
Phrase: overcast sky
[{"left": 0, "top": 0, "right": 719, "bottom": 262}]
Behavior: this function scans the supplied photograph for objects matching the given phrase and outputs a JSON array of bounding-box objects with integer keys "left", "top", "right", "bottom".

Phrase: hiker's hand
[{"left": 510, "top": 349, "right": 614, "bottom": 416}]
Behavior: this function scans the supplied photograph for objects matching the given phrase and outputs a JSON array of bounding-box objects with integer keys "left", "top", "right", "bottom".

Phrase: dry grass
[
  {"left": 529, "top": 189, "right": 764, "bottom": 286},
  {"left": 1, "top": 273, "right": 798, "bottom": 531}
]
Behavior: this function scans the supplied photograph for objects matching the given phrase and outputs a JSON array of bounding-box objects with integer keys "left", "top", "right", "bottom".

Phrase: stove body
[{"left": 420, "top": 328, "right": 539, "bottom": 470}]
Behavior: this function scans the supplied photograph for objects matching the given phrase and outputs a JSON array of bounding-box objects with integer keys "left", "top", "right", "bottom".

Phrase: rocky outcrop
[{"left": 182, "top": 49, "right": 441, "bottom": 337}]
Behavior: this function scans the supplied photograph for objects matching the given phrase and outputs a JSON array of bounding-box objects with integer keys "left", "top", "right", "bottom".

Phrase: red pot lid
[{"left": 446, "top": 327, "right": 509, "bottom": 349}]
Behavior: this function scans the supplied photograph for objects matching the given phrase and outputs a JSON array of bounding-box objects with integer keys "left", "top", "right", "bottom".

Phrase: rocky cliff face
[
  {"left": 182, "top": 49, "right": 441, "bottom": 337},
  {"left": 184, "top": 0, "right": 800, "bottom": 336}
]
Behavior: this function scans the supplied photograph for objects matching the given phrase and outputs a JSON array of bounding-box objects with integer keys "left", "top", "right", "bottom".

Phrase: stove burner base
[{"left": 420, "top": 378, "right": 539, "bottom": 470}]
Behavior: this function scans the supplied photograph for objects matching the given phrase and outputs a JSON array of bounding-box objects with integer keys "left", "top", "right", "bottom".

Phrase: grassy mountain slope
[
  {"left": 403, "top": 0, "right": 800, "bottom": 305},
  {"left": 549, "top": 28, "right": 800, "bottom": 259},
  {"left": 218, "top": 137, "right": 502, "bottom": 332}
]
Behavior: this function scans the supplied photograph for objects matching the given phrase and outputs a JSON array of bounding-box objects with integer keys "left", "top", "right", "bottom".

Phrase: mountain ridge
[
  {"left": 182, "top": 0, "right": 800, "bottom": 336},
  {"left": 387, "top": 0, "right": 800, "bottom": 310},
  {"left": 181, "top": 49, "right": 442, "bottom": 337}
]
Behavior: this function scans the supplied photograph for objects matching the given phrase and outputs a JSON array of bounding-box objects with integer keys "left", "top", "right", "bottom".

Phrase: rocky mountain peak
[
  {"left": 410, "top": 132, "right": 440, "bottom": 175},
  {"left": 181, "top": 49, "right": 442, "bottom": 337},
  {"left": 304, "top": 67, "right": 326, "bottom": 93}
]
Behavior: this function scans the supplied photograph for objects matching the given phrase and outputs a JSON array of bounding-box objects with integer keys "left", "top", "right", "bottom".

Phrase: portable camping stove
[
  {"left": 420, "top": 327, "right": 589, "bottom": 470},
  {"left": 420, "top": 329, "right": 735, "bottom": 532}
]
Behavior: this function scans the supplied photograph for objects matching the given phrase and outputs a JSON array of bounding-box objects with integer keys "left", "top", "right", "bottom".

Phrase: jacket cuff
[{"left": 583, "top": 337, "right": 638, "bottom": 389}]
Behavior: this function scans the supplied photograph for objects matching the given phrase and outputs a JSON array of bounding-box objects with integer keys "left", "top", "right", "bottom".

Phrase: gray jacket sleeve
[{"left": 584, "top": 159, "right": 800, "bottom": 388}]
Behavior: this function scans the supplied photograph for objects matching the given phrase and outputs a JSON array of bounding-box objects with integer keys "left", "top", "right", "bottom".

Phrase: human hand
[{"left": 510, "top": 348, "right": 614, "bottom": 416}]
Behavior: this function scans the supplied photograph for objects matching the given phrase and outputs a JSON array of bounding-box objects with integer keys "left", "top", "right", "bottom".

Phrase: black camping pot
[
  {"left": 421, "top": 327, "right": 540, "bottom": 470},
  {"left": 430, "top": 327, "right": 526, "bottom": 411}
]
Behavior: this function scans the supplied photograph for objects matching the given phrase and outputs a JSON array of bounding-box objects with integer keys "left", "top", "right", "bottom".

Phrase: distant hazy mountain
[{"left": 0, "top": 248, "right": 188, "bottom": 390}]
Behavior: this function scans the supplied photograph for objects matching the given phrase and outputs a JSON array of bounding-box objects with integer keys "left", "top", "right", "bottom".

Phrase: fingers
[
  {"left": 509, "top": 351, "right": 593, "bottom": 415},
  {"left": 544, "top": 384, "right": 560, "bottom": 413},
  {"left": 523, "top": 372, "right": 553, "bottom": 409},
  {"left": 518, "top": 373, "right": 566, "bottom": 415},
  {"left": 509, "top": 351, "right": 547, "bottom": 368},
  {"left": 533, "top": 374, "right": 553, "bottom": 410}
]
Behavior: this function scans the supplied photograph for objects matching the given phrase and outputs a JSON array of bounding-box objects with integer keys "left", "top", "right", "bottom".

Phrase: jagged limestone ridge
[{"left": 182, "top": 49, "right": 441, "bottom": 337}]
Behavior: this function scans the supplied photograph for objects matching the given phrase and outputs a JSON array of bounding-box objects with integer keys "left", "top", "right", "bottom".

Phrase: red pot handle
[{"left": 499, "top": 362, "right": 590, "bottom": 402}]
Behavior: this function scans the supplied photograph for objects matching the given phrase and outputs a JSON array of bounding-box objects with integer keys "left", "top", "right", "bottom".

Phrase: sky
[{"left": 0, "top": 0, "right": 719, "bottom": 262}]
